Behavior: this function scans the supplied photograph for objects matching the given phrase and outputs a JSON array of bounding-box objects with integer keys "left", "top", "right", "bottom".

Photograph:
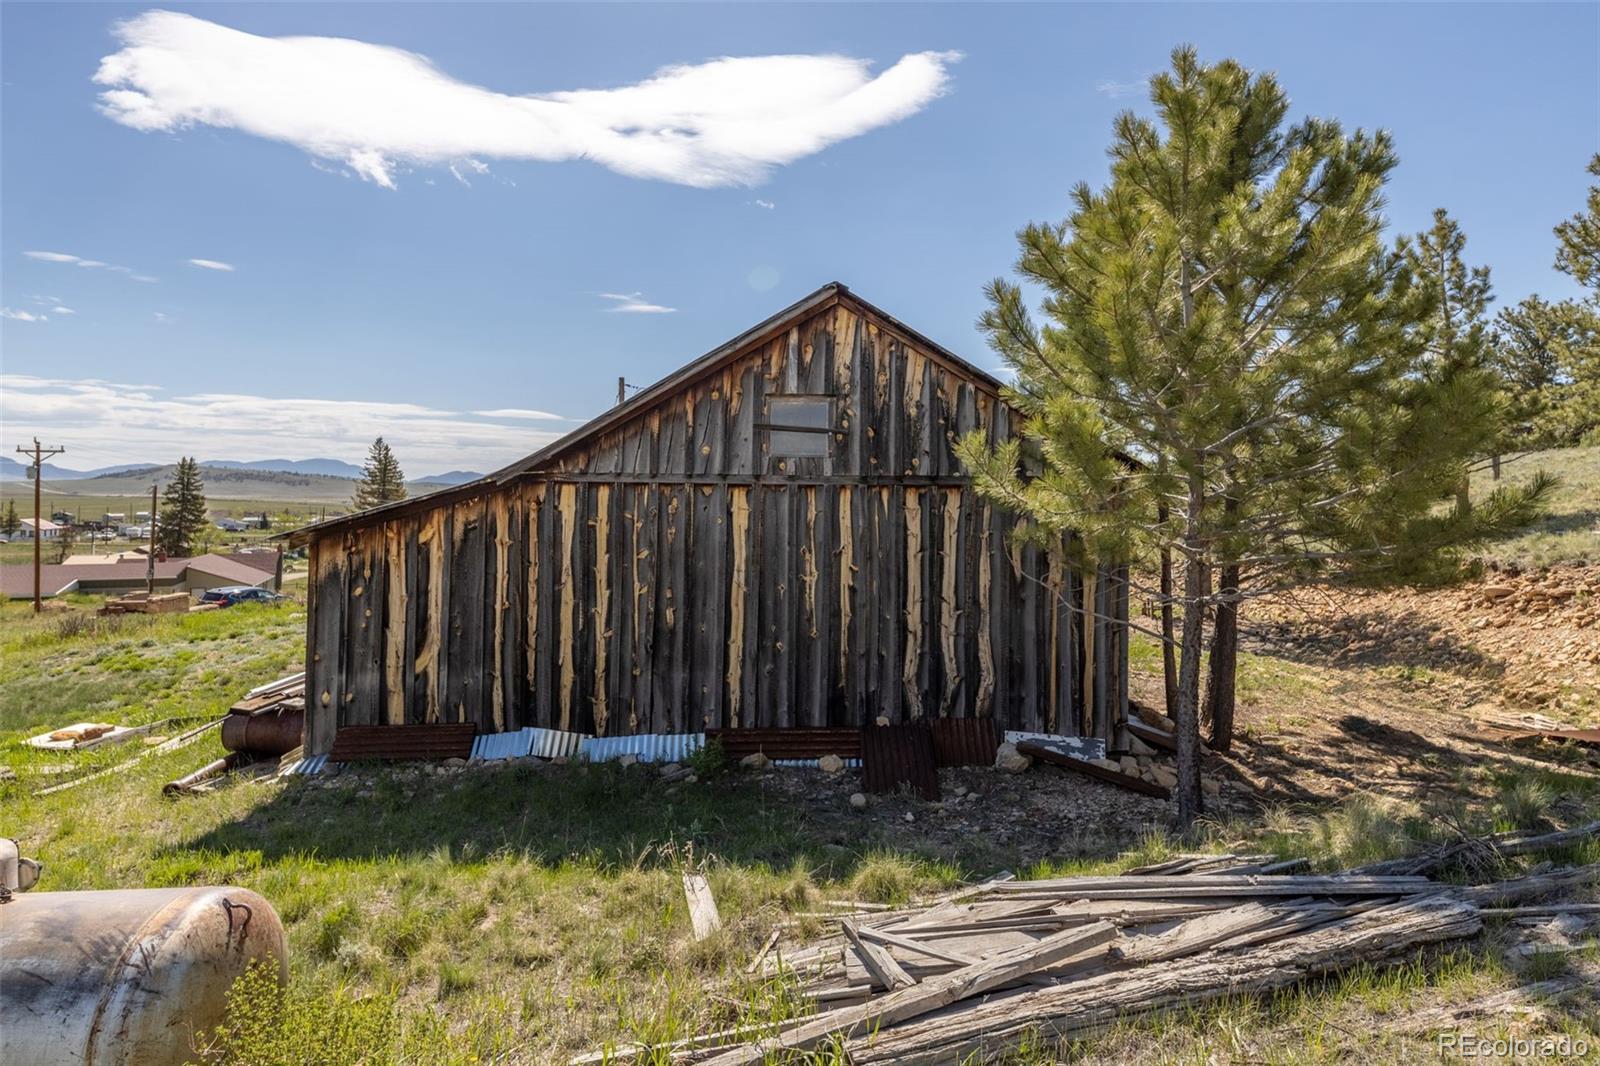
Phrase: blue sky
[{"left": 3, "top": 3, "right": 1596, "bottom": 473}]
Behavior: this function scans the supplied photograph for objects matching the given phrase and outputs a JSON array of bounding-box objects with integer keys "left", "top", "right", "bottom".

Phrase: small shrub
[
  {"left": 1495, "top": 777, "right": 1556, "bottom": 831},
  {"left": 849, "top": 852, "right": 921, "bottom": 905},
  {"left": 686, "top": 738, "right": 728, "bottom": 779}
]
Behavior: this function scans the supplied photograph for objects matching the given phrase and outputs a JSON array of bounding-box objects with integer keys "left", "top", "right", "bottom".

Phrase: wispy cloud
[
  {"left": 51, "top": 306, "right": 76, "bottom": 315},
  {"left": 599, "top": 292, "right": 676, "bottom": 314},
  {"left": 1094, "top": 77, "right": 1148, "bottom": 99},
  {"left": 187, "top": 258, "right": 235, "bottom": 272},
  {"left": 2, "top": 308, "right": 47, "bottom": 323},
  {"left": 152, "top": 311, "right": 170, "bottom": 323},
  {"left": 94, "top": 11, "right": 960, "bottom": 189},
  {"left": 473, "top": 408, "right": 568, "bottom": 420},
  {"left": 753, "top": 199, "right": 776, "bottom": 210},
  {"left": 23, "top": 249, "right": 157, "bottom": 282},
  {"left": 0, "top": 375, "right": 573, "bottom": 472}
]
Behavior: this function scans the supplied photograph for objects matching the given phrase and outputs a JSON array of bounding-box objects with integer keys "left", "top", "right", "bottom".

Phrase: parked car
[{"left": 199, "top": 586, "right": 286, "bottom": 608}]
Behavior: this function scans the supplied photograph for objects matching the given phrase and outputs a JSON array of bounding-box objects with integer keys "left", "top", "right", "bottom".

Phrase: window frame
[{"left": 757, "top": 394, "right": 835, "bottom": 458}]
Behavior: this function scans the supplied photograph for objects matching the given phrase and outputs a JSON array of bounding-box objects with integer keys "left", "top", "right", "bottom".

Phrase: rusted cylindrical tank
[
  {"left": 0, "top": 886, "right": 287, "bottom": 1065},
  {"left": 221, "top": 707, "right": 304, "bottom": 756}
]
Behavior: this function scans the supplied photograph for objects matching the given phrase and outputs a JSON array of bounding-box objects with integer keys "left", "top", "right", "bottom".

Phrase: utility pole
[
  {"left": 617, "top": 376, "right": 627, "bottom": 406},
  {"left": 147, "top": 483, "right": 157, "bottom": 596},
  {"left": 15, "top": 437, "right": 65, "bottom": 613}
]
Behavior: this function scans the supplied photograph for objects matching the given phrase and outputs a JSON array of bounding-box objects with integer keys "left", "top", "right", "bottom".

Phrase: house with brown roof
[{"left": 0, "top": 553, "right": 280, "bottom": 600}]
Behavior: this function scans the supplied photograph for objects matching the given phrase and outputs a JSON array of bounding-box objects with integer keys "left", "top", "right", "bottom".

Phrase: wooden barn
[{"left": 288, "top": 283, "right": 1130, "bottom": 756}]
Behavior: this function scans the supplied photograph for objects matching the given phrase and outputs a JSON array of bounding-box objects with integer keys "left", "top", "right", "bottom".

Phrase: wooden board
[{"left": 1017, "top": 741, "right": 1171, "bottom": 799}]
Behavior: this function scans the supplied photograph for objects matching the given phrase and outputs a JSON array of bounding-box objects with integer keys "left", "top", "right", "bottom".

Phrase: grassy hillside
[
  {"left": 1, "top": 463, "right": 457, "bottom": 509},
  {"left": 3, "top": 600, "right": 1596, "bottom": 1063},
  {"left": 1475, "top": 444, "right": 1600, "bottom": 567}
]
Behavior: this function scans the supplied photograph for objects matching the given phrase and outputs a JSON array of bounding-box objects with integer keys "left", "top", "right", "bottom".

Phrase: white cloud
[
  {"left": 93, "top": 11, "right": 960, "bottom": 189},
  {"left": 2, "top": 308, "right": 47, "bottom": 322},
  {"left": 23, "top": 249, "right": 157, "bottom": 282},
  {"left": 473, "top": 408, "right": 567, "bottom": 420},
  {"left": 1095, "top": 77, "right": 1147, "bottom": 99},
  {"left": 187, "top": 258, "right": 235, "bottom": 271},
  {"left": 51, "top": 306, "right": 76, "bottom": 315},
  {"left": 599, "top": 292, "right": 676, "bottom": 314},
  {"left": 0, "top": 375, "right": 573, "bottom": 472},
  {"left": 753, "top": 199, "right": 776, "bottom": 210},
  {"left": 152, "top": 311, "right": 170, "bottom": 323}
]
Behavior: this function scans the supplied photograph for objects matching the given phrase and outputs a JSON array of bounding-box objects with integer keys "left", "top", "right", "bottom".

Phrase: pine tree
[
  {"left": 958, "top": 48, "right": 1551, "bottom": 826},
  {"left": 1547, "top": 154, "right": 1600, "bottom": 444},
  {"left": 1402, "top": 209, "right": 1495, "bottom": 511},
  {"left": 0, "top": 499, "right": 19, "bottom": 537},
  {"left": 1491, "top": 296, "right": 1599, "bottom": 447},
  {"left": 353, "top": 437, "right": 408, "bottom": 510},
  {"left": 156, "top": 458, "right": 209, "bottom": 557}
]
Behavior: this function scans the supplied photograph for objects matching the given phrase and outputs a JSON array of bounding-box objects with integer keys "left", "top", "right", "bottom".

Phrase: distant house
[
  {"left": 16, "top": 518, "right": 62, "bottom": 541},
  {"left": 103, "top": 512, "right": 126, "bottom": 525},
  {"left": 0, "top": 552, "right": 281, "bottom": 600},
  {"left": 215, "top": 518, "right": 248, "bottom": 533}
]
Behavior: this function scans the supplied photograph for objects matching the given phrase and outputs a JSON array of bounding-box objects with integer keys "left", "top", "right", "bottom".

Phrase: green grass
[
  {"left": 4, "top": 600, "right": 1596, "bottom": 1064},
  {"left": 1474, "top": 443, "right": 1600, "bottom": 566}
]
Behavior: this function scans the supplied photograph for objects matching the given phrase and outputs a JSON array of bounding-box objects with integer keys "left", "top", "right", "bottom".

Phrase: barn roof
[{"left": 283, "top": 282, "right": 1010, "bottom": 546}]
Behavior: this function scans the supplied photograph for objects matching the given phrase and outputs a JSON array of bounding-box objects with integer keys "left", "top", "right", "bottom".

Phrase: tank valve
[{"left": 1, "top": 837, "right": 44, "bottom": 899}]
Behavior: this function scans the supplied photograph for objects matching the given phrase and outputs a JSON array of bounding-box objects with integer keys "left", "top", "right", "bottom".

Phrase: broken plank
[
  {"left": 856, "top": 925, "right": 983, "bottom": 966},
  {"left": 704, "top": 920, "right": 1119, "bottom": 1066},
  {"left": 1109, "top": 903, "right": 1279, "bottom": 965},
  {"left": 1017, "top": 741, "right": 1170, "bottom": 799},
  {"left": 683, "top": 873, "right": 722, "bottom": 940},
  {"left": 841, "top": 919, "right": 916, "bottom": 990}
]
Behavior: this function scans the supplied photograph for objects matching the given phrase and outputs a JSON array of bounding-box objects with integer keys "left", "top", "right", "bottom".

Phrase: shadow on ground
[
  {"left": 1244, "top": 609, "right": 1501, "bottom": 678},
  {"left": 170, "top": 760, "right": 1159, "bottom": 877}
]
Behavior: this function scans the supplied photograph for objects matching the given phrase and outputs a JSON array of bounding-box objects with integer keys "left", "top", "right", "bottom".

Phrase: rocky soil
[{"left": 1250, "top": 562, "right": 1600, "bottom": 717}]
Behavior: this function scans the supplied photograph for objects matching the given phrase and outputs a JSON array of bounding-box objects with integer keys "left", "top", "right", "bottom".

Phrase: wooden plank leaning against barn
[{"left": 295, "top": 284, "right": 1131, "bottom": 753}]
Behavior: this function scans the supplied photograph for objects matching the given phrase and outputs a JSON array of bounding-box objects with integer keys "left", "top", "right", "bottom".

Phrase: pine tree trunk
[
  {"left": 1157, "top": 503, "right": 1177, "bottom": 719},
  {"left": 1204, "top": 564, "right": 1239, "bottom": 754},
  {"left": 1455, "top": 475, "right": 1472, "bottom": 517},
  {"left": 1490, "top": 453, "right": 1501, "bottom": 480},
  {"left": 1174, "top": 478, "right": 1206, "bottom": 828}
]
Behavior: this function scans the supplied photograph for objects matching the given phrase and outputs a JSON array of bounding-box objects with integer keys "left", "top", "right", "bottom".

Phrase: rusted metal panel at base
[
  {"left": 329, "top": 723, "right": 477, "bottom": 762},
  {"left": 862, "top": 724, "right": 940, "bottom": 800},
  {"left": 706, "top": 727, "right": 863, "bottom": 760},
  {"left": 928, "top": 717, "right": 1000, "bottom": 768}
]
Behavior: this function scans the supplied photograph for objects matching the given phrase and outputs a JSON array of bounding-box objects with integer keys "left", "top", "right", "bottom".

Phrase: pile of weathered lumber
[{"left": 587, "top": 840, "right": 1600, "bottom": 1065}]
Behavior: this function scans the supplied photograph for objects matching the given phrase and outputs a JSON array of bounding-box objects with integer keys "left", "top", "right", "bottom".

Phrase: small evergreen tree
[
  {"left": 353, "top": 438, "right": 408, "bottom": 510},
  {"left": 1548, "top": 154, "right": 1600, "bottom": 444},
  {"left": 1491, "top": 296, "right": 1599, "bottom": 447},
  {"left": 959, "top": 48, "right": 1551, "bottom": 826},
  {"left": 157, "top": 458, "right": 209, "bottom": 556},
  {"left": 0, "top": 499, "right": 19, "bottom": 537},
  {"left": 1402, "top": 209, "right": 1496, "bottom": 511},
  {"left": 53, "top": 524, "right": 78, "bottom": 564}
]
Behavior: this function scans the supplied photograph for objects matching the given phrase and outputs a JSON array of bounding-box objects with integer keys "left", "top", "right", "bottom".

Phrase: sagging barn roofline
[{"left": 282, "top": 282, "right": 1013, "bottom": 548}]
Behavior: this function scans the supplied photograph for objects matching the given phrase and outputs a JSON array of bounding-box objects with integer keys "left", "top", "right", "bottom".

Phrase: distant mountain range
[{"left": 0, "top": 456, "right": 482, "bottom": 486}]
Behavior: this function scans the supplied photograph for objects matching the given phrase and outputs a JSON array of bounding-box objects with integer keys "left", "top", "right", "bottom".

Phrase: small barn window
[{"left": 761, "top": 396, "right": 832, "bottom": 457}]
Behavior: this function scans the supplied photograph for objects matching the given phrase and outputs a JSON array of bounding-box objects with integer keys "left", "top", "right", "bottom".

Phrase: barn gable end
[{"left": 295, "top": 284, "right": 1129, "bottom": 755}]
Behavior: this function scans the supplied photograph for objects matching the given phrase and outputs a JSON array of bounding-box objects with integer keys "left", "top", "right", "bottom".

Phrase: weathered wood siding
[{"left": 304, "top": 296, "right": 1129, "bottom": 753}]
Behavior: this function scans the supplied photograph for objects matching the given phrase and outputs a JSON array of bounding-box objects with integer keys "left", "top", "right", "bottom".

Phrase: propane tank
[
  {"left": 0, "top": 886, "right": 287, "bottom": 1066},
  {"left": 0, "top": 837, "right": 42, "bottom": 894}
]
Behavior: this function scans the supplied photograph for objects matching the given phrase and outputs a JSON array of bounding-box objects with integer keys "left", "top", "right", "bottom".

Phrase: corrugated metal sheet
[
  {"left": 929, "top": 717, "right": 1000, "bottom": 768},
  {"left": 329, "top": 724, "right": 477, "bottom": 762},
  {"left": 1006, "top": 731, "right": 1105, "bottom": 761},
  {"left": 471, "top": 730, "right": 536, "bottom": 761},
  {"left": 526, "top": 727, "right": 588, "bottom": 759},
  {"left": 281, "top": 753, "right": 328, "bottom": 776},
  {"left": 771, "top": 758, "right": 863, "bottom": 769},
  {"left": 861, "top": 724, "right": 940, "bottom": 800},
  {"left": 580, "top": 733, "right": 704, "bottom": 764},
  {"left": 705, "top": 728, "right": 863, "bottom": 760}
]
